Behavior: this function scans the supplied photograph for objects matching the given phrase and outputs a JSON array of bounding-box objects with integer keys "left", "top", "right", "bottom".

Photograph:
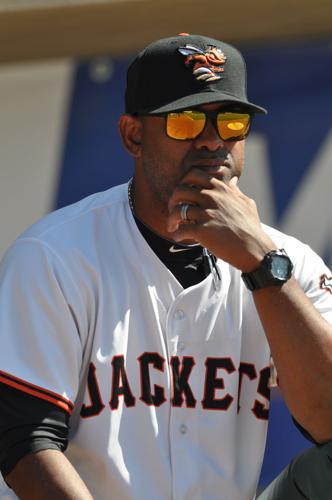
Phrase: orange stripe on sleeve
[{"left": 0, "top": 371, "right": 74, "bottom": 414}]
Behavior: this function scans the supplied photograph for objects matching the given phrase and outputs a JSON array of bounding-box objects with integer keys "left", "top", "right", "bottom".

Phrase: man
[{"left": 1, "top": 33, "right": 332, "bottom": 500}]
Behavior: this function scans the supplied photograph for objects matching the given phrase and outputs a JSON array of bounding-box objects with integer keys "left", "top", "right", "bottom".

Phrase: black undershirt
[{"left": 134, "top": 215, "right": 211, "bottom": 288}]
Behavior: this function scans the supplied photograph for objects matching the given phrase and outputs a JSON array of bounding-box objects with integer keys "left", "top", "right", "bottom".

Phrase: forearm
[
  {"left": 253, "top": 277, "right": 332, "bottom": 442},
  {"left": 6, "top": 449, "right": 93, "bottom": 500},
  {"left": 166, "top": 171, "right": 332, "bottom": 440}
]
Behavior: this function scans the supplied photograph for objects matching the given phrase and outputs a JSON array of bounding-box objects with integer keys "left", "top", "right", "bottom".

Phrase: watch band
[{"left": 241, "top": 249, "right": 293, "bottom": 291}]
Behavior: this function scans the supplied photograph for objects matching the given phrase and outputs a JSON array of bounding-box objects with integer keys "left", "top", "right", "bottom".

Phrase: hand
[{"left": 167, "top": 168, "right": 276, "bottom": 272}]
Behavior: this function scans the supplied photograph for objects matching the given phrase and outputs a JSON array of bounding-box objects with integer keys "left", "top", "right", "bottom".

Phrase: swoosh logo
[{"left": 169, "top": 245, "right": 191, "bottom": 253}]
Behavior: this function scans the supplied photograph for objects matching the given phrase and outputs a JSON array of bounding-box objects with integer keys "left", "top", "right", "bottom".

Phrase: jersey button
[
  {"left": 178, "top": 341, "right": 185, "bottom": 353},
  {"left": 174, "top": 309, "right": 185, "bottom": 320},
  {"left": 180, "top": 424, "right": 188, "bottom": 434}
]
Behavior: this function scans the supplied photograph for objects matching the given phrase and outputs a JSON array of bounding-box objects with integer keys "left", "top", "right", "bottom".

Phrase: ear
[{"left": 118, "top": 114, "right": 142, "bottom": 158}]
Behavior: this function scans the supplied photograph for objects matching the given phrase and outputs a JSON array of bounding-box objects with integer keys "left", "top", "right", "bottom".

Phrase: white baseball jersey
[{"left": 1, "top": 182, "right": 332, "bottom": 500}]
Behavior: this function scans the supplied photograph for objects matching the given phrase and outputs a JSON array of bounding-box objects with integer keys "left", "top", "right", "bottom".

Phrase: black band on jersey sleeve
[{"left": 0, "top": 382, "right": 70, "bottom": 478}]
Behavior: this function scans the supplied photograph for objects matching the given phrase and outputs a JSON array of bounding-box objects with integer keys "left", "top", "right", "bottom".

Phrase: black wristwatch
[{"left": 241, "top": 249, "right": 293, "bottom": 291}]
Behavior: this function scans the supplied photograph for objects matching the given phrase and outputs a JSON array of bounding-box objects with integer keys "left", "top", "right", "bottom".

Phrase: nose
[
  {"left": 194, "top": 126, "right": 222, "bottom": 151},
  {"left": 193, "top": 118, "right": 224, "bottom": 151}
]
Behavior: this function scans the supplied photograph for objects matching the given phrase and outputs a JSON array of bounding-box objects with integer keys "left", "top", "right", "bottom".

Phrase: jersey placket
[{"left": 166, "top": 276, "right": 219, "bottom": 500}]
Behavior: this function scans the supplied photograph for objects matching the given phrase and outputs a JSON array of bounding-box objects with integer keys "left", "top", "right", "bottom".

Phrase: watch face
[
  {"left": 271, "top": 255, "right": 291, "bottom": 279},
  {"left": 241, "top": 249, "right": 293, "bottom": 291}
]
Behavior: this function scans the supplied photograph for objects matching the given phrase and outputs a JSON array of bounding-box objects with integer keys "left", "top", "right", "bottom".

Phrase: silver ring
[{"left": 180, "top": 203, "right": 190, "bottom": 222}]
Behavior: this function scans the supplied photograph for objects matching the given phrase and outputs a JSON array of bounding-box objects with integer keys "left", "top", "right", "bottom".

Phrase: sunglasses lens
[
  {"left": 217, "top": 112, "right": 250, "bottom": 141},
  {"left": 167, "top": 111, "right": 206, "bottom": 140},
  {"left": 166, "top": 111, "right": 251, "bottom": 141}
]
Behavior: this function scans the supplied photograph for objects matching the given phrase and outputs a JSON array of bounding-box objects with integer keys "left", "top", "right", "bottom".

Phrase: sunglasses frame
[{"left": 140, "top": 108, "right": 254, "bottom": 142}]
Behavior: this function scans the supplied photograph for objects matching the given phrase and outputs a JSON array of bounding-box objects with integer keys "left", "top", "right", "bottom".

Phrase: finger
[
  {"left": 168, "top": 184, "right": 202, "bottom": 209},
  {"left": 167, "top": 204, "right": 207, "bottom": 233},
  {"left": 169, "top": 220, "right": 201, "bottom": 243},
  {"left": 229, "top": 175, "right": 247, "bottom": 198},
  {"left": 229, "top": 176, "right": 241, "bottom": 193},
  {"left": 229, "top": 176, "right": 239, "bottom": 188},
  {"left": 169, "top": 176, "right": 229, "bottom": 213},
  {"left": 181, "top": 167, "right": 227, "bottom": 188},
  {"left": 168, "top": 187, "right": 213, "bottom": 213}
]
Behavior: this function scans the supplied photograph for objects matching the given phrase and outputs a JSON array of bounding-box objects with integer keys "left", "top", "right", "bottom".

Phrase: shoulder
[
  {"left": 0, "top": 182, "right": 131, "bottom": 282},
  {"left": 262, "top": 223, "right": 312, "bottom": 259},
  {"left": 20, "top": 183, "right": 129, "bottom": 242},
  {"left": 262, "top": 223, "right": 330, "bottom": 292}
]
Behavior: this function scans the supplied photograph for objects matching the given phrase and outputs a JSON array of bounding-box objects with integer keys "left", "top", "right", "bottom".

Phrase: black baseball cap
[{"left": 125, "top": 33, "right": 267, "bottom": 115}]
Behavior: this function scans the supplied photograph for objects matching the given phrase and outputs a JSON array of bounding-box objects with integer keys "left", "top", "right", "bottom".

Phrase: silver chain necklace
[{"left": 127, "top": 178, "right": 134, "bottom": 213}]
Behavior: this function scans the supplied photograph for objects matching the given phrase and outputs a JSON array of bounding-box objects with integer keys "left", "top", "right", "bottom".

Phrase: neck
[
  {"left": 128, "top": 177, "right": 181, "bottom": 242},
  {"left": 127, "top": 178, "right": 221, "bottom": 290}
]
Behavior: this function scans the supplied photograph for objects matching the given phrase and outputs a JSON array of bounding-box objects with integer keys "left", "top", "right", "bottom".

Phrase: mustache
[{"left": 184, "top": 150, "right": 229, "bottom": 163}]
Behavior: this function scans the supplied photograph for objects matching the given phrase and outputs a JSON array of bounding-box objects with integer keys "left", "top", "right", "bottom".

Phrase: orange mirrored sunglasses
[{"left": 155, "top": 109, "right": 252, "bottom": 142}]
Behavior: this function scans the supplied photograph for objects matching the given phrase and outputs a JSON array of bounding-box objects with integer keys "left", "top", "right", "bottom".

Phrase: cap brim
[{"left": 144, "top": 91, "right": 267, "bottom": 115}]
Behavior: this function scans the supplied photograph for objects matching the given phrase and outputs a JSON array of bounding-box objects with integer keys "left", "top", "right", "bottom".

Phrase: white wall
[{"left": 0, "top": 59, "right": 73, "bottom": 258}]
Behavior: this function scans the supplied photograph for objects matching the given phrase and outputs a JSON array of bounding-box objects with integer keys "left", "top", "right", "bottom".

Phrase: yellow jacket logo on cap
[{"left": 178, "top": 44, "right": 227, "bottom": 82}]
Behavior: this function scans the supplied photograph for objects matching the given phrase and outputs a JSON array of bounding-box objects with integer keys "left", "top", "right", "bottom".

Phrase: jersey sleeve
[
  {"left": 0, "top": 382, "right": 70, "bottom": 478},
  {"left": 0, "top": 237, "right": 88, "bottom": 414},
  {"left": 262, "top": 232, "right": 332, "bottom": 388},
  {"left": 289, "top": 242, "right": 332, "bottom": 324}
]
